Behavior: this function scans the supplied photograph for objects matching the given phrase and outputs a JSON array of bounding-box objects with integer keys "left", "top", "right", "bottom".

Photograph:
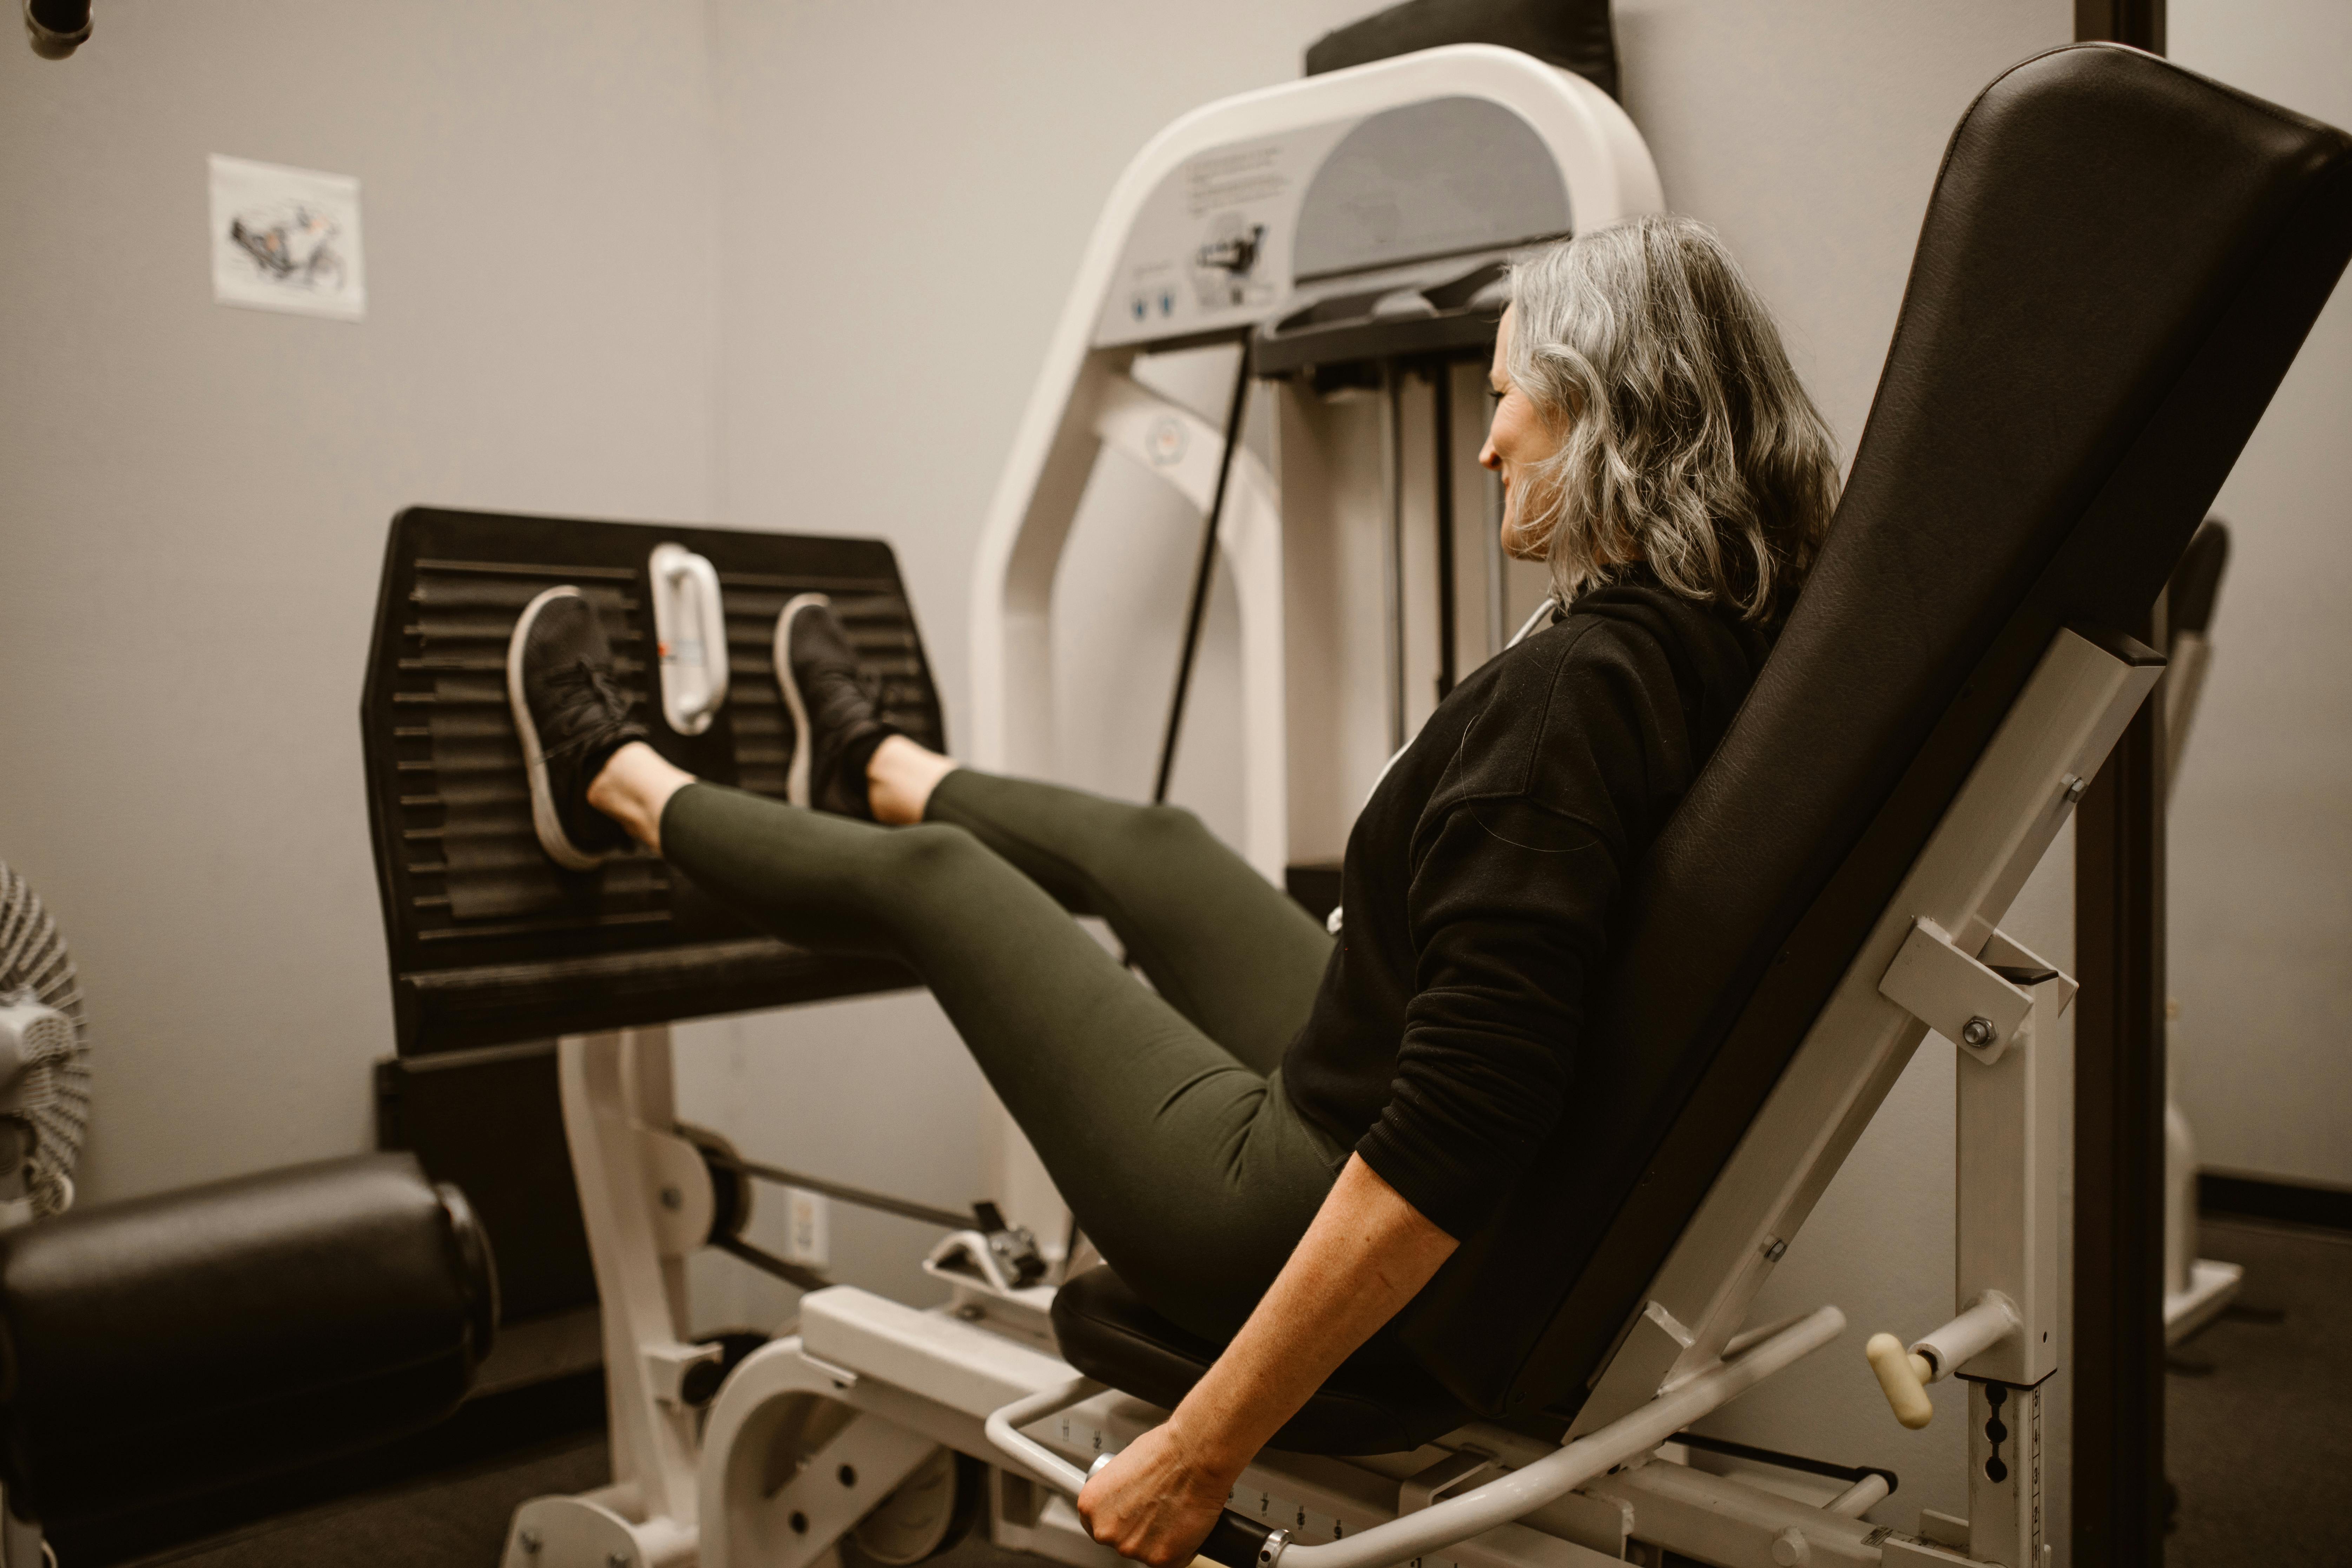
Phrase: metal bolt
[
  {"left": 660, "top": 1186, "right": 683, "bottom": 1210},
  {"left": 2063, "top": 774, "right": 2089, "bottom": 802},
  {"left": 518, "top": 1530, "right": 543, "bottom": 1555},
  {"left": 1961, "top": 1016, "right": 1997, "bottom": 1047}
]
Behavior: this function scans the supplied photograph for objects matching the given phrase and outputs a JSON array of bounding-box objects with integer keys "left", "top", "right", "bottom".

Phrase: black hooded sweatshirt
[{"left": 1280, "top": 576, "right": 1772, "bottom": 1240}]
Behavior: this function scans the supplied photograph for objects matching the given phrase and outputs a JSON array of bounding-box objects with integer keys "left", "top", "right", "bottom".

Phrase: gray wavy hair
[{"left": 1506, "top": 215, "right": 1840, "bottom": 624}]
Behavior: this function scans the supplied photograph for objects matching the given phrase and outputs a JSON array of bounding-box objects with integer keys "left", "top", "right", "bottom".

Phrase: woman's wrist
[{"left": 1161, "top": 1396, "right": 1258, "bottom": 1490}]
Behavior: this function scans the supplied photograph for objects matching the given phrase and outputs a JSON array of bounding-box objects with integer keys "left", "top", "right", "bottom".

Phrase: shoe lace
[
  {"left": 810, "top": 657, "right": 883, "bottom": 707},
  {"left": 547, "top": 656, "right": 636, "bottom": 723}
]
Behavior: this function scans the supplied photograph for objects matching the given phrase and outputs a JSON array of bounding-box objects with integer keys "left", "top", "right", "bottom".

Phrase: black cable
[
  {"left": 1153, "top": 341, "right": 1256, "bottom": 804},
  {"left": 703, "top": 1150, "right": 973, "bottom": 1232},
  {"left": 713, "top": 1234, "right": 832, "bottom": 1293}
]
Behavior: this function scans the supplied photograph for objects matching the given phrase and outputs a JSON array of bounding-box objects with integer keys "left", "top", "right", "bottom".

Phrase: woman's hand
[
  {"left": 1076, "top": 1419, "right": 1237, "bottom": 1568},
  {"left": 1077, "top": 1159, "right": 1458, "bottom": 1566}
]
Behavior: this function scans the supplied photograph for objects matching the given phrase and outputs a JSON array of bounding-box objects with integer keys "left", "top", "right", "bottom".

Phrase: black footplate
[{"left": 361, "top": 506, "right": 948, "bottom": 1055}]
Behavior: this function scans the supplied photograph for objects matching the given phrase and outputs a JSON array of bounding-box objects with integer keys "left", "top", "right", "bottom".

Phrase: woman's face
[{"left": 1480, "top": 306, "right": 1562, "bottom": 558}]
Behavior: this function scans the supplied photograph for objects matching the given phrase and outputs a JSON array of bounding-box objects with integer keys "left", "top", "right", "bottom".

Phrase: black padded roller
[{"left": 0, "top": 1152, "right": 497, "bottom": 1524}]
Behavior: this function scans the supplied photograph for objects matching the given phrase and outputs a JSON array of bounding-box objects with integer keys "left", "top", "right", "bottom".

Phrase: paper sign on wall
[{"left": 209, "top": 154, "right": 366, "bottom": 321}]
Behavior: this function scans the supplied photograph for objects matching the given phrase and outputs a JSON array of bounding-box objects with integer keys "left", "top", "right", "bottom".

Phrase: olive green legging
[{"left": 660, "top": 770, "right": 1344, "bottom": 1339}]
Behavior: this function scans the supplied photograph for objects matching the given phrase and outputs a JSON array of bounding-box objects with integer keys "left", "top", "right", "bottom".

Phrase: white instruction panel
[
  {"left": 209, "top": 154, "right": 366, "bottom": 321},
  {"left": 1093, "top": 95, "right": 1568, "bottom": 351},
  {"left": 1094, "top": 114, "right": 1353, "bottom": 349}
]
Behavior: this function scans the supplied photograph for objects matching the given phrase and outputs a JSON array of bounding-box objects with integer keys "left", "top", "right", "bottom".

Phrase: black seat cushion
[{"left": 1051, "top": 1265, "right": 1470, "bottom": 1455}]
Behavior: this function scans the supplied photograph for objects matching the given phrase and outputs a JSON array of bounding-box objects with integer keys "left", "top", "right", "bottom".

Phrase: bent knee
[
  {"left": 1112, "top": 801, "right": 1214, "bottom": 862},
  {"left": 875, "top": 821, "right": 989, "bottom": 882}
]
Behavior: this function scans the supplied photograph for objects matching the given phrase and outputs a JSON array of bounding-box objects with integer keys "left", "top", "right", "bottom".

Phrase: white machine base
[
  {"left": 505, "top": 1490, "right": 697, "bottom": 1568},
  {"left": 2163, "top": 1257, "right": 2245, "bottom": 1346}
]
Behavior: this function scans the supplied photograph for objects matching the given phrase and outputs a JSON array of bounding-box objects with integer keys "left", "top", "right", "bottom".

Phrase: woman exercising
[{"left": 508, "top": 214, "right": 1839, "bottom": 1567}]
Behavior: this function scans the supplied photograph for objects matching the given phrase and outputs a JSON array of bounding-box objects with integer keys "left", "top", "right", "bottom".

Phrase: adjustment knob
[{"left": 1866, "top": 1332, "right": 1936, "bottom": 1429}]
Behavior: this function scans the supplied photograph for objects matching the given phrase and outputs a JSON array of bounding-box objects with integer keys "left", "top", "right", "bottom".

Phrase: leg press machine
[{"left": 336, "top": 40, "right": 2351, "bottom": 1568}]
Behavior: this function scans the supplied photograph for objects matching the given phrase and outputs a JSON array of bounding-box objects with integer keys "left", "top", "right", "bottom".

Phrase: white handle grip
[
  {"left": 1865, "top": 1333, "right": 1935, "bottom": 1429},
  {"left": 650, "top": 543, "right": 730, "bottom": 733}
]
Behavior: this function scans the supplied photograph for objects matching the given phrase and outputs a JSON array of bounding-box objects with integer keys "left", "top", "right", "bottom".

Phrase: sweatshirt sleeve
[{"left": 1352, "top": 623, "right": 1675, "bottom": 1238}]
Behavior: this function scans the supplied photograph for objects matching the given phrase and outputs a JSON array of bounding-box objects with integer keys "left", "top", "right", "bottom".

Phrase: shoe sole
[
  {"left": 773, "top": 593, "right": 832, "bottom": 809},
  {"left": 508, "top": 585, "right": 617, "bottom": 873}
]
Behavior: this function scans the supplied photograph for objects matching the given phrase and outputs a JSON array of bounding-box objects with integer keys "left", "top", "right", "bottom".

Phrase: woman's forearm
[
  {"left": 1075, "top": 1155, "right": 1458, "bottom": 1564},
  {"left": 1169, "top": 1154, "right": 1458, "bottom": 1474}
]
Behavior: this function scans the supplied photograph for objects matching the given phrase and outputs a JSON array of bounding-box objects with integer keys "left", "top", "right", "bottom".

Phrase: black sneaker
[
  {"left": 508, "top": 586, "right": 648, "bottom": 870},
  {"left": 774, "top": 593, "right": 897, "bottom": 816}
]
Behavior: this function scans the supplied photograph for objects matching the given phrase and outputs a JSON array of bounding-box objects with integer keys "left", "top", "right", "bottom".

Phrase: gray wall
[
  {"left": 2166, "top": 0, "right": 2352, "bottom": 1190},
  {"left": 0, "top": 0, "right": 721, "bottom": 1203}
]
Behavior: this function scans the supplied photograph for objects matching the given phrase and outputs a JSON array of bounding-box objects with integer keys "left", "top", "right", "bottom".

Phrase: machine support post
[
  {"left": 2068, "top": 19, "right": 2167, "bottom": 1564},
  {"left": 2071, "top": 608, "right": 2169, "bottom": 1568},
  {"left": 1965, "top": 1375, "right": 2049, "bottom": 1568},
  {"left": 1954, "top": 943, "right": 2071, "bottom": 1566},
  {"left": 555, "top": 1026, "right": 714, "bottom": 1544},
  {"left": 1955, "top": 936, "right": 2073, "bottom": 1389}
]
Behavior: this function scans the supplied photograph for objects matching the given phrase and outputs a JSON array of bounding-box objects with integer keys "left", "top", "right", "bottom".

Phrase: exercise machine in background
[
  {"left": 969, "top": 37, "right": 1658, "bottom": 1244},
  {"left": 0, "top": 864, "right": 494, "bottom": 1563},
  {"left": 2157, "top": 521, "right": 2244, "bottom": 1344},
  {"left": 0, "top": 863, "right": 88, "bottom": 1226}
]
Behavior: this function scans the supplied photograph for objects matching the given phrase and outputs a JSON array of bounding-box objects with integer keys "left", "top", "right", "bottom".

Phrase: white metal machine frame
[
  {"left": 969, "top": 42, "right": 1658, "bottom": 876},
  {"left": 501, "top": 43, "right": 2160, "bottom": 1568},
  {"left": 507, "top": 622, "right": 2154, "bottom": 1568},
  {"left": 965, "top": 40, "right": 1660, "bottom": 1246},
  {"left": 2155, "top": 608, "right": 2242, "bottom": 1344}
]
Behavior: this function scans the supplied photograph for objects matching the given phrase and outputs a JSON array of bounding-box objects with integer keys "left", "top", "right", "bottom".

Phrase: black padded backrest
[
  {"left": 1395, "top": 45, "right": 2352, "bottom": 1415},
  {"left": 362, "top": 508, "right": 948, "bottom": 1053}
]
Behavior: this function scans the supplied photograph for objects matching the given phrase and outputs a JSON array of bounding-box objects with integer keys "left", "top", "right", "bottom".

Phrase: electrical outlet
[{"left": 783, "top": 1186, "right": 829, "bottom": 1268}]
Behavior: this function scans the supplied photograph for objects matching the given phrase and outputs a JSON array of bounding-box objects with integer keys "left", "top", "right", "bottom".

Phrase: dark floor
[
  {"left": 101, "top": 1216, "right": 2351, "bottom": 1568},
  {"left": 128, "top": 1434, "right": 1033, "bottom": 1568},
  {"left": 135, "top": 1439, "right": 608, "bottom": 1568},
  {"left": 2164, "top": 1216, "right": 2352, "bottom": 1568}
]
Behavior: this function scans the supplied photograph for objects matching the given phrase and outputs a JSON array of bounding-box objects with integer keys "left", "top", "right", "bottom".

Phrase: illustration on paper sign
[
  {"left": 209, "top": 154, "right": 366, "bottom": 321},
  {"left": 227, "top": 202, "right": 347, "bottom": 292}
]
